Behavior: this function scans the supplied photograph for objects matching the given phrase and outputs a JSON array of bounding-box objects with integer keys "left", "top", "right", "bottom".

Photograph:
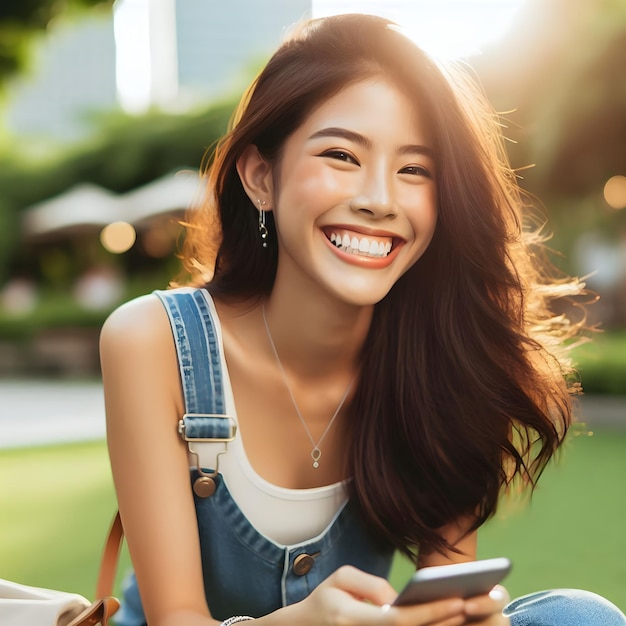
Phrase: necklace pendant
[
  {"left": 311, "top": 447, "right": 321, "bottom": 469},
  {"left": 262, "top": 305, "right": 354, "bottom": 474}
]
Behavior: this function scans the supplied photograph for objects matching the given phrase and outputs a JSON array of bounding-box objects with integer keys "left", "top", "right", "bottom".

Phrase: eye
[
  {"left": 399, "top": 164, "right": 433, "bottom": 178},
  {"left": 319, "top": 149, "right": 360, "bottom": 165}
]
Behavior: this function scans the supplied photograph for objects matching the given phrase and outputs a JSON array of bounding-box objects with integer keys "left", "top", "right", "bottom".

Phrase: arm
[{"left": 100, "top": 295, "right": 217, "bottom": 626}]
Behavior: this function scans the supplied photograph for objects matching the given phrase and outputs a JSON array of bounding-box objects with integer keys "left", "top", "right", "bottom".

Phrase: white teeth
[{"left": 328, "top": 231, "right": 393, "bottom": 258}]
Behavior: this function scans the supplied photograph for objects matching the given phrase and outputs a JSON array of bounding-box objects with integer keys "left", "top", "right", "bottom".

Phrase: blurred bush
[
  {"left": 0, "top": 99, "right": 234, "bottom": 285},
  {"left": 573, "top": 330, "right": 626, "bottom": 395}
]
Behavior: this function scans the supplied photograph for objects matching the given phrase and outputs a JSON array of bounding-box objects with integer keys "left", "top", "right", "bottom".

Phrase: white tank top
[{"left": 189, "top": 293, "right": 348, "bottom": 546}]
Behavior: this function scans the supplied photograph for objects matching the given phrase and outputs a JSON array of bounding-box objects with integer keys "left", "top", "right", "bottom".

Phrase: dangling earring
[{"left": 257, "top": 199, "right": 268, "bottom": 248}]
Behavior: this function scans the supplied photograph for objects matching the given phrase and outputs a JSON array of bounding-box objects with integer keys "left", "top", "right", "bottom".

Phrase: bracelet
[{"left": 220, "top": 617, "right": 255, "bottom": 625}]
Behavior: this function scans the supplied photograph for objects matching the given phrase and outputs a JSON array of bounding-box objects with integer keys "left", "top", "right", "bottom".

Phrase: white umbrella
[{"left": 21, "top": 170, "right": 203, "bottom": 239}]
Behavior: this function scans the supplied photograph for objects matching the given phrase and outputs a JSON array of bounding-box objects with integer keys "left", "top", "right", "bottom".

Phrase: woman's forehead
[{"left": 293, "top": 78, "right": 432, "bottom": 146}]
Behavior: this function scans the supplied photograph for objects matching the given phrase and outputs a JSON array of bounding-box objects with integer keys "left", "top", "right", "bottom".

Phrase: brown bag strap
[
  {"left": 66, "top": 596, "right": 121, "bottom": 626},
  {"left": 96, "top": 511, "right": 124, "bottom": 599},
  {"left": 65, "top": 513, "right": 124, "bottom": 626}
]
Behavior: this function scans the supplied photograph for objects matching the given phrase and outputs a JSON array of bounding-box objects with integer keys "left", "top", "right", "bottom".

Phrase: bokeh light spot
[
  {"left": 603, "top": 175, "right": 626, "bottom": 210},
  {"left": 101, "top": 221, "right": 137, "bottom": 253}
]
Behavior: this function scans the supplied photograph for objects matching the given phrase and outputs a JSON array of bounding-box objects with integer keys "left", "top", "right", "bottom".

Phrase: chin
[{"left": 329, "top": 285, "right": 393, "bottom": 308}]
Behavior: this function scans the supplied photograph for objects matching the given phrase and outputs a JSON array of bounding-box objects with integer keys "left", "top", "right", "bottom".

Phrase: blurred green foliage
[
  {"left": 0, "top": 268, "right": 172, "bottom": 339},
  {"left": 0, "top": 292, "right": 107, "bottom": 342},
  {"left": 476, "top": 0, "right": 626, "bottom": 199},
  {"left": 573, "top": 331, "right": 626, "bottom": 395},
  {"left": 0, "top": 100, "right": 234, "bottom": 284}
]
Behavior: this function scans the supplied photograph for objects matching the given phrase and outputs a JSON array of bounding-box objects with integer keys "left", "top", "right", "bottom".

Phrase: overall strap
[
  {"left": 95, "top": 288, "right": 233, "bottom": 603},
  {"left": 155, "top": 288, "right": 225, "bottom": 416},
  {"left": 154, "top": 288, "right": 235, "bottom": 441}
]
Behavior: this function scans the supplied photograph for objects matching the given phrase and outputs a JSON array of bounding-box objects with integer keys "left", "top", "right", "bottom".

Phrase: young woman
[{"left": 100, "top": 13, "right": 626, "bottom": 626}]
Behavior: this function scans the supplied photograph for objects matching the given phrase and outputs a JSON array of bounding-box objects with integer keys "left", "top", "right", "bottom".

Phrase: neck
[{"left": 262, "top": 285, "right": 373, "bottom": 380}]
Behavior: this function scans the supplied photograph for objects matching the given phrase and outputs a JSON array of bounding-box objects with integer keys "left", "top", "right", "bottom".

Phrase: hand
[
  {"left": 462, "top": 585, "right": 511, "bottom": 625},
  {"left": 281, "top": 565, "right": 467, "bottom": 625}
]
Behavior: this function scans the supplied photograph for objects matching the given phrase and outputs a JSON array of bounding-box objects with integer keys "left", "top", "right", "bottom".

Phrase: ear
[{"left": 236, "top": 144, "right": 274, "bottom": 211}]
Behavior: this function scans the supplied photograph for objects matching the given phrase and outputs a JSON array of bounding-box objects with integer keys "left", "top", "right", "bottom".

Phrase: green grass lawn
[
  {"left": 2, "top": 430, "right": 625, "bottom": 612},
  {"left": 0, "top": 440, "right": 128, "bottom": 598},
  {"left": 389, "top": 428, "right": 626, "bottom": 611}
]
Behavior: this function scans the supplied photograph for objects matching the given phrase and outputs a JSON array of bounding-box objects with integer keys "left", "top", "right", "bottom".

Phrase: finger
[
  {"left": 327, "top": 565, "right": 398, "bottom": 605},
  {"left": 383, "top": 597, "right": 466, "bottom": 625},
  {"left": 465, "top": 585, "right": 510, "bottom": 618},
  {"left": 435, "top": 615, "right": 470, "bottom": 626},
  {"left": 326, "top": 597, "right": 465, "bottom": 626}
]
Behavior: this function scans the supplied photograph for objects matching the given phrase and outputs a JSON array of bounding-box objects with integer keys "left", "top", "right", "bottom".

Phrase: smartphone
[{"left": 393, "top": 557, "right": 512, "bottom": 606}]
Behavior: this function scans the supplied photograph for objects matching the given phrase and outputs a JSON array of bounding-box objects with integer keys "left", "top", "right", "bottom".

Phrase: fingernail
[{"left": 489, "top": 587, "right": 506, "bottom": 602}]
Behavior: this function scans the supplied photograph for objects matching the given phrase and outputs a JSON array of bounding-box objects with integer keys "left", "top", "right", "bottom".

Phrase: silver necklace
[{"left": 262, "top": 304, "right": 354, "bottom": 469}]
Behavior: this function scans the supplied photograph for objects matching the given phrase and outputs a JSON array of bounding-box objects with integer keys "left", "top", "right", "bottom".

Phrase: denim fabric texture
[
  {"left": 503, "top": 589, "right": 626, "bottom": 625},
  {"left": 113, "top": 288, "right": 626, "bottom": 626}
]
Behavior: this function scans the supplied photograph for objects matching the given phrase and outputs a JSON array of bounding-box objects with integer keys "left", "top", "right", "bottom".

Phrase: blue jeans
[{"left": 504, "top": 589, "right": 626, "bottom": 624}]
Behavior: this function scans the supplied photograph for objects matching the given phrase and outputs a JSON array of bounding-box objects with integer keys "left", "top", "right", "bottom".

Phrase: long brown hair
[{"left": 182, "top": 14, "right": 585, "bottom": 561}]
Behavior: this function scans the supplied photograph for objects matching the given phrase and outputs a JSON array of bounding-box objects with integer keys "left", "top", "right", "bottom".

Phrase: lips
[{"left": 325, "top": 228, "right": 397, "bottom": 258}]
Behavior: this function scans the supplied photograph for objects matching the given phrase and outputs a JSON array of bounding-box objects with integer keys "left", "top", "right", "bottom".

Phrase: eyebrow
[{"left": 307, "top": 127, "right": 435, "bottom": 159}]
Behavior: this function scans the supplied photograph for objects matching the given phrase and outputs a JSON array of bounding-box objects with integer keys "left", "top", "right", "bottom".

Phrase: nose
[{"left": 349, "top": 169, "right": 397, "bottom": 219}]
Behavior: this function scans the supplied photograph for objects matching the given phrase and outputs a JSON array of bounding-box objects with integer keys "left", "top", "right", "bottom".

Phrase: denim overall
[{"left": 114, "top": 288, "right": 626, "bottom": 626}]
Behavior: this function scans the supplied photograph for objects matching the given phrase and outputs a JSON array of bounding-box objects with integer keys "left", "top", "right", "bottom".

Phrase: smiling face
[{"left": 267, "top": 78, "right": 438, "bottom": 307}]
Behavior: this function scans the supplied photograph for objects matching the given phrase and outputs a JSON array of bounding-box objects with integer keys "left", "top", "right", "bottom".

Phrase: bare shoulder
[
  {"left": 100, "top": 293, "right": 184, "bottom": 431},
  {"left": 100, "top": 293, "right": 169, "bottom": 350},
  {"left": 99, "top": 293, "right": 180, "bottom": 404}
]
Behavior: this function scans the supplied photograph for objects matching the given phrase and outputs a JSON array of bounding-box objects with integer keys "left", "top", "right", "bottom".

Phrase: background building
[
  {"left": 3, "top": 0, "right": 312, "bottom": 140},
  {"left": 4, "top": 12, "right": 117, "bottom": 140}
]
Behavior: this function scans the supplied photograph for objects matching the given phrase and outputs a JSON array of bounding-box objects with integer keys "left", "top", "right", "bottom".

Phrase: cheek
[
  {"left": 285, "top": 159, "right": 350, "bottom": 203},
  {"left": 400, "top": 186, "right": 438, "bottom": 227},
  {"left": 426, "top": 190, "right": 439, "bottom": 225}
]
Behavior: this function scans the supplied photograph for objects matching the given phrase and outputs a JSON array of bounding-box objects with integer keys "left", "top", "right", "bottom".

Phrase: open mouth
[{"left": 326, "top": 229, "right": 397, "bottom": 258}]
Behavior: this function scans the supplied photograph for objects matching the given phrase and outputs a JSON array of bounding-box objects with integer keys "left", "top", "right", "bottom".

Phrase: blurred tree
[
  {"left": 471, "top": 0, "right": 626, "bottom": 327},
  {"left": 535, "top": 24, "right": 626, "bottom": 196},
  {"left": 0, "top": 0, "right": 112, "bottom": 85},
  {"left": 474, "top": 0, "right": 626, "bottom": 198}
]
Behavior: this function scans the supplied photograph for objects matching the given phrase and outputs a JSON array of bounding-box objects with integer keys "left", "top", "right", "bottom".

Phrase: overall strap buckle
[
  {"left": 178, "top": 414, "right": 237, "bottom": 498},
  {"left": 178, "top": 414, "right": 237, "bottom": 442}
]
